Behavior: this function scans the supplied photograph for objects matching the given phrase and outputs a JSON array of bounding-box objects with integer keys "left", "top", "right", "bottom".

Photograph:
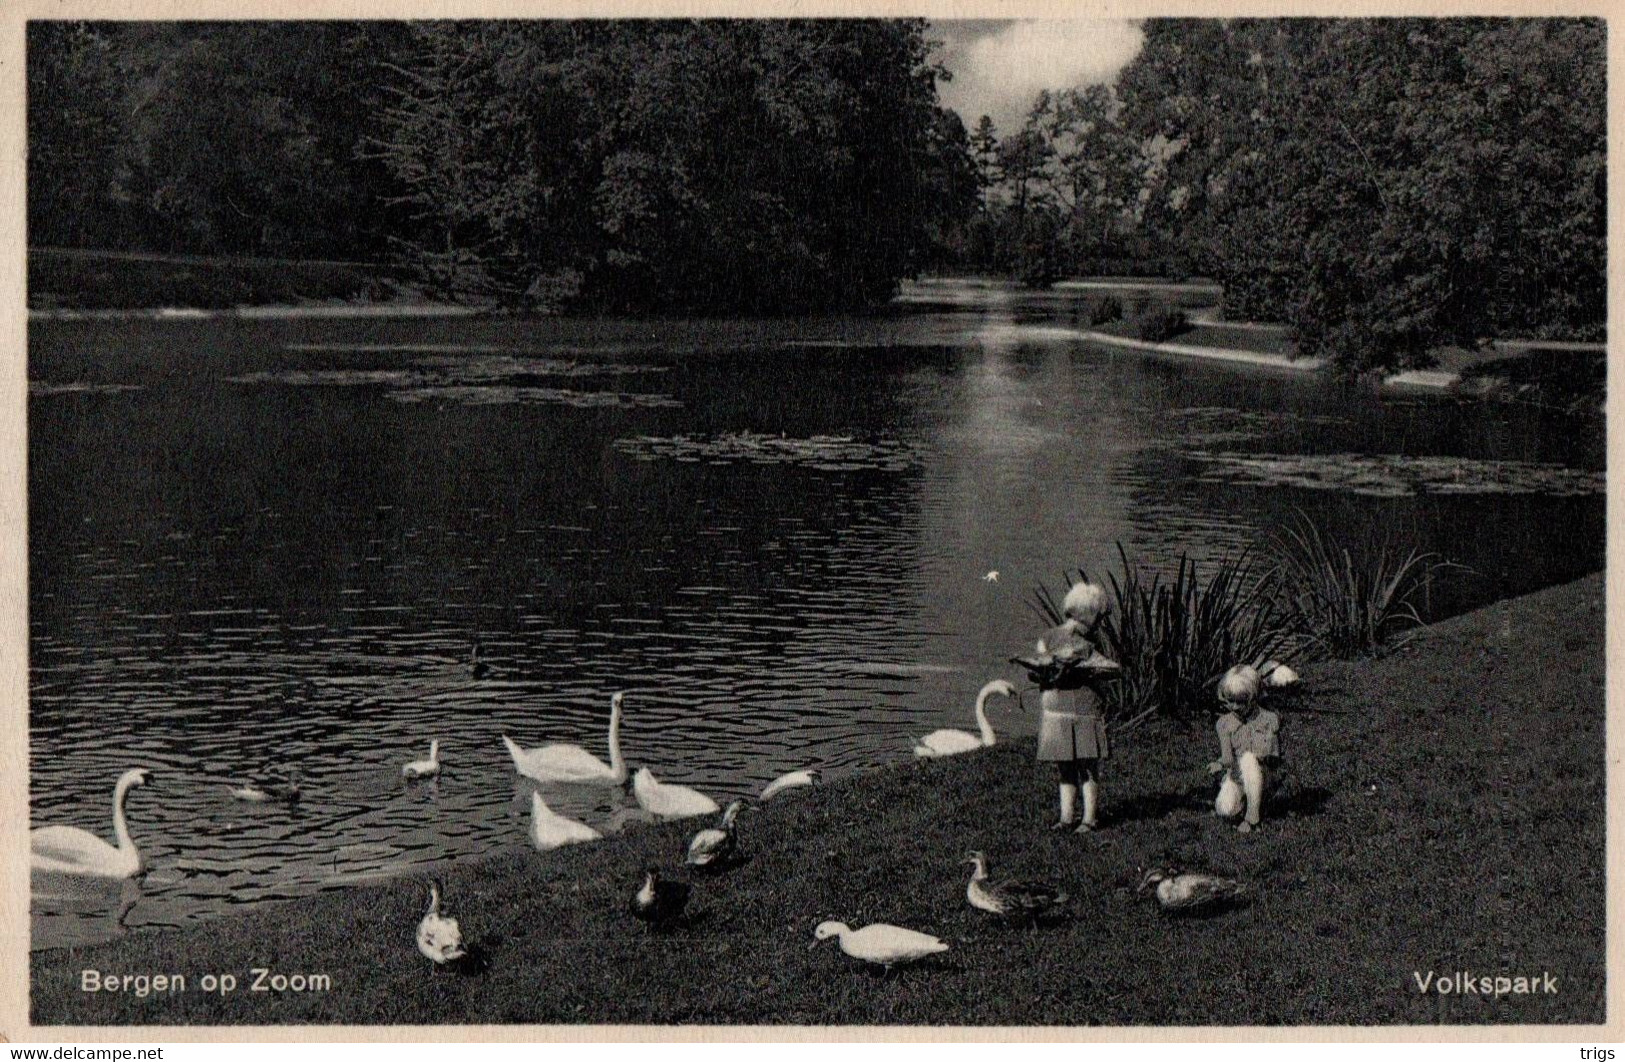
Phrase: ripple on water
[
  {"left": 1186, "top": 451, "right": 1606, "bottom": 497},
  {"left": 612, "top": 432, "right": 918, "bottom": 473}
]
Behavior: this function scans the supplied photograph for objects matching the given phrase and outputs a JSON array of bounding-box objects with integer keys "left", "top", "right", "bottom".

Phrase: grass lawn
[{"left": 31, "top": 574, "right": 1604, "bottom": 1027}]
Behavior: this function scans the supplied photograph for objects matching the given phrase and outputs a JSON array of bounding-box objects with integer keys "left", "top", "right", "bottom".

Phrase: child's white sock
[
  {"left": 1081, "top": 779, "right": 1099, "bottom": 826},
  {"left": 1239, "top": 751, "right": 1265, "bottom": 826},
  {"left": 1058, "top": 783, "right": 1078, "bottom": 824}
]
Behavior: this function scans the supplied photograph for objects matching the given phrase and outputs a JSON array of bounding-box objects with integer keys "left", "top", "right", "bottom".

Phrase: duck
[
  {"left": 502, "top": 692, "right": 627, "bottom": 786},
  {"left": 528, "top": 792, "right": 601, "bottom": 850},
  {"left": 812, "top": 921, "right": 949, "bottom": 971},
  {"left": 685, "top": 800, "right": 745, "bottom": 869},
  {"left": 469, "top": 638, "right": 490, "bottom": 680},
  {"left": 760, "top": 768, "right": 819, "bottom": 801},
  {"left": 1137, "top": 867, "right": 1250, "bottom": 915},
  {"left": 1260, "top": 661, "right": 1300, "bottom": 689},
  {"left": 913, "top": 679, "right": 1017, "bottom": 757},
  {"left": 632, "top": 767, "right": 720, "bottom": 819},
  {"left": 629, "top": 869, "right": 690, "bottom": 930},
  {"left": 227, "top": 766, "right": 301, "bottom": 804},
  {"left": 31, "top": 768, "right": 152, "bottom": 879},
  {"left": 964, "top": 850, "right": 1069, "bottom": 924},
  {"left": 402, "top": 740, "right": 442, "bottom": 780},
  {"left": 416, "top": 881, "right": 467, "bottom": 964}
]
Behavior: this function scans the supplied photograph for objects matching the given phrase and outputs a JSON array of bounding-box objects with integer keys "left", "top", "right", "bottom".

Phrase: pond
[{"left": 28, "top": 279, "right": 1604, "bottom": 950}]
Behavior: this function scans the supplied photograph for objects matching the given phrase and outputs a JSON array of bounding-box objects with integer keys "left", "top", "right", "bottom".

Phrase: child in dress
[
  {"left": 1031, "top": 582, "right": 1117, "bottom": 833},
  {"left": 1208, "top": 664, "right": 1282, "bottom": 834}
]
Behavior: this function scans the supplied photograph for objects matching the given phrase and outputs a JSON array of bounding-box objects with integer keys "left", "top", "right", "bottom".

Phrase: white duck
[
  {"left": 760, "top": 768, "right": 819, "bottom": 801},
  {"left": 529, "top": 792, "right": 601, "bottom": 850},
  {"left": 402, "top": 740, "right": 442, "bottom": 780},
  {"left": 632, "top": 767, "right": 720, "bottom": 819},
  {"left": 913, "top": 679, "right": 1017, "bottom": 757},
  {"left": 31, "top": 768, "right": 152, "bottom": 879},
  {"left": 686, "top": 800, "right": 744, "bottom": 868},
  {"left": 416, "top": 881, "right": 467, "bottom": 964},
  {"left": 502, "top": 692, "right": 628, "bottom": 785},
  {"left": 813, "top": 921, "right": 949, "bottom": 971}
]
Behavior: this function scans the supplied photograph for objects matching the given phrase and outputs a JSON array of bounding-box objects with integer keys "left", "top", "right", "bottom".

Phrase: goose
[
  {"left": 529, "top": 792, "right": 601, "bottom": 850},
  {"left": 760, "top": 768, "right": 819, "bottom": 801},
  {"left": 812, "top": 921, "right": 948, "bottom": 971},
  {"left": 31, "top": 768, "right": 152, "bottom": 879},
  {"left": 629, "top": 869, "right": 690, "bottom": 929},
  {"left": 502, "top": 692, "right": 627, "bottom": 786},
  {"left": 416, "top": 881, "right": 467, "bottom": 964},
  {"left": 1137, "top": 867, "right": 1250, "bottom": 915},
  {"left": 913, "top": 679, "right": 1017, "bottom": 757},
  {"left": 402, "top": 740, "right": 441, "bottom": 780},
  {"left": 685, "top": 800, "right": 744, "bottom": 869},
  {"left": 964, "top": 850, "right": 1069, "bottom": 924},
  {"left": 632, "top": 767, "right": 719, "bottom": 819}
]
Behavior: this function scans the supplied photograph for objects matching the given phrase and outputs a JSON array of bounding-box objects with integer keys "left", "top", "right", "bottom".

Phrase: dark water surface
[{"left": 29, "top": 280, "right": 1603, "bottom": 949}]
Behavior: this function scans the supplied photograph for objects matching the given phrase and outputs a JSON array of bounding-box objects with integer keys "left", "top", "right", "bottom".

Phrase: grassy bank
[{"left": 31, "top": 574, "right": 1604, "bottom": 1027}]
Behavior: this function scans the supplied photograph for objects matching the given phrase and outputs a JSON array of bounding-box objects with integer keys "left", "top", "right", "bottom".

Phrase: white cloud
[{"left": 936, "top": 20, "right": 1145, "bottom": 133}]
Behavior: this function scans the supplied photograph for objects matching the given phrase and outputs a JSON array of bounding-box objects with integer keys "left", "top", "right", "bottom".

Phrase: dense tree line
[
  {"left": 29, "top": 18, "right": 1604, "bottom": 365},
  {"left": 951, "top": 18, "right": 1604, "bottom": 369},
  {"left": 26, "top": 19, "right": 975, "bottom": 313}
]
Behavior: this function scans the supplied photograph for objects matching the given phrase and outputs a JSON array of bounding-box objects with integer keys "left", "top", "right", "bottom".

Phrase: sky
[{"left": 930, "top": 20, "right": 1146, "bottom": 133}]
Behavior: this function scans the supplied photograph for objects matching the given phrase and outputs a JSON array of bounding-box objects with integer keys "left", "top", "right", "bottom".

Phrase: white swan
[
  {"left": 632, "top": 767, "right": 719, "bottom": 819},
  {"left": 813, "top": 921, "right": 949, "bottom": 970},
  {"left": 529, "top": 792, "right": 601, "bottom": 850},
  {"left": 760, "top": 768, "right": 819, "bottom": 800},
  {"left": 416, "top": 881, "right": 466, "bottom": 964},
  {"left": 31, "top": 768, "right": 152, "bottom": 879},
  {"left": 913, "top": 679, "right": 1017, "bottom": 757},
  {"left": 402, "top": 740, "right": 441, "bottom": 780},
  {"left": 502, "top": 692, "right": 627, "bottom": 785}
]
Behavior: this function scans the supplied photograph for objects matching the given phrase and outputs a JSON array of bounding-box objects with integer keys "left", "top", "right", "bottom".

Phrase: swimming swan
[
  {"left": 502, "top": 692, "right": 627, "bottom": 785},
  {"left": 760, "top": 768, "right": 819, "bottom": 800},
  {"left": 31, "top": 768, "right": 152, "bottom": 878},
  {"left": 632, "top": 768, "right": 719, "bottom": 819},
  {"left": 813, "top": 921, "right": 949, "bottom": 970},
  {"left": 402, "top": 740, "right": 442, "bottom": 780},
  {"left": 913, "top": 679, "right": 1017, "bottom": 757},
  {"left": 529, "top": 792, "right": 602, "bottom": 850}
]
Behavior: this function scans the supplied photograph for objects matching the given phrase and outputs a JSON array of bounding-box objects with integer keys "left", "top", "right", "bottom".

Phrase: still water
[{"left": 28, "top": 280, "right": 1604, "bottom": 949}]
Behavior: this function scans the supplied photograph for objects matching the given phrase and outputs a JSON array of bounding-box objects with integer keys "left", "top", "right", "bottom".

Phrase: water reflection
[{"left": 28, "top": 280, "right": 1603, "bottom": 950}]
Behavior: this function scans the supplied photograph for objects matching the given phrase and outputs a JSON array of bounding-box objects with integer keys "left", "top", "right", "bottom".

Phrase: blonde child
[
  {"left": 1208, "top": 664, "right": 1282, "bottom": 833},
  {"left": 1033, "top": 582, "right": 1117, "bottom": 832}
]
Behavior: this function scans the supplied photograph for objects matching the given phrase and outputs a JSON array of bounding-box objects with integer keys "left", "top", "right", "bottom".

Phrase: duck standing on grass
[
  {"left": 1208, "top": 665, "right": 1282, "bottom": 833},
  {"left": 402, "top": 740, "right": 442, "bottom": 780},
  {"left": 686, "top": 800, "right": 744, "bottom": 870},
  {"left": 963, "top": 850, "right": 1069, "bottom": 926},
  {"left": 812, "top": 921, "right": 949, "bottom": 973},
  {"left": 629, "top": 869, "right": 691, "bottom": 930},
  {"left": 1138, "top": 868, "right": 1250, "bottom": 916},
  {"left": 416, "top": 881, "right": 466, "bottom": 964}
]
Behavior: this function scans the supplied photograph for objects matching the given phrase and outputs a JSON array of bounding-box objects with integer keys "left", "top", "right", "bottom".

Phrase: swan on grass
[
  {"left": 31, "top": 768, "right": 152, "bottom": 879},
  {"left": 760, "top": 768, "right": 819, "bottom": 801},
  {"left": 913, "top": 679, "right": 1017, "bottom": 757},
  {"left": 402, "top": 740, "right": 442, "bottom": 780},
  {"left": 632, "top": 767, "right": 719, "bottom": 819},
  {"left": 416, "top": 881, "right": 466, "bottom": 964},
  {"left": 812, "top": 921, "right": 948, "bottom": 971},
  {"left": 529, "top": 792, "right": 601, "bottom": 850},
  {"left": 502, "top": 692, "right": 627, "bottom": 785}
]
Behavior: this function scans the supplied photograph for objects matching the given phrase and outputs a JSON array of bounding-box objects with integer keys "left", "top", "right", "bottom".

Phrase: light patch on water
[
  {"left": 1188, "top": 451, "right": 1605, "bottom": 497},
  {"left": 228, "top": 356, "right": 677, "bottom": 408},
  {"left": 227, "top": 369, "right": 419, "bottom": 387},
  {"left": 388, "top": 385, "right": 682, "bottom": 409},
  {"left": 30, "top": 381, "right": 144, "bottom": 397},
  {"left": 613, "top": 432, "right": 918, "bottom": 472}
]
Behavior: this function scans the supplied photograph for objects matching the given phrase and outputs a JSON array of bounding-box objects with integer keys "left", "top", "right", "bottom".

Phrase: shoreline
[{"left": 29, "top": 571, "right": 1605, "bottom": 1026}]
